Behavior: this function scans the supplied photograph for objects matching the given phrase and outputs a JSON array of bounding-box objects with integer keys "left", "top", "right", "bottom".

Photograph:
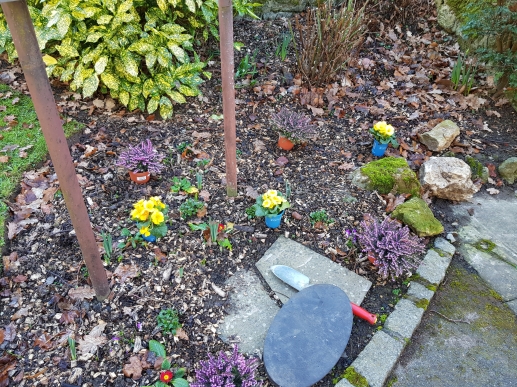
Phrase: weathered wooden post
[{"left": 1, "top": 0, "right": 110, "bottom": 300}]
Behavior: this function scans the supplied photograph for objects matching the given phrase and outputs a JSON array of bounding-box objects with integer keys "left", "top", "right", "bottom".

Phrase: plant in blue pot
[
  {"left": 130, "top": 196, "right": 169, "bottom": 242},
  {"left": 250, "top": 189, "right": 290, "bottom": 228},
  {"left": 369, "top": 121, "right": 399, "bottom": 157}
]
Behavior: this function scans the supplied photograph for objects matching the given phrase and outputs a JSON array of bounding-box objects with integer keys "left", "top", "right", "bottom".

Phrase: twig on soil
[{"left": 429, "top": 310, "right": 471, "bottom": 324}]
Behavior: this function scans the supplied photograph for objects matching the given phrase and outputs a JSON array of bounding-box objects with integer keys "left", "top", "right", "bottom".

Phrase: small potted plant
[
  {"left": 357, "top": 215, "right": 425, "bottom": 279},
  {"left": 249, "top": 189, "right": 290, "bottom": 228},
  {"left": 130, "top": 196, "right": 169, "bottom": 242},
  {"left": 117, "top": 139, "right": 164, "bottom": 184},
  {"left": 369, "top": 121, "right": 399, "bottom": 157},
  {"left": 271, "top": 108, "right": 318, "bottom": 150}
]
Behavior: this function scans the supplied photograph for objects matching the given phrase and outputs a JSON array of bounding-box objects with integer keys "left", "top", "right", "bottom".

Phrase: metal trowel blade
[{"left": 270, "top": 265, "right": 311, "bottom": 292}]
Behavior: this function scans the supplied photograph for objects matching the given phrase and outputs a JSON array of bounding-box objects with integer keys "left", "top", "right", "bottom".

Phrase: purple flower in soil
[
  {"left": 358, "top": 216, "right": 425, "bottom": 279},
  {"left": 116, "top": 139, "right": 164, "bottom": 174},
  {"left": 191, "top": 345, "right": 262, "bottom": 387},
  {"left": 136, "top": 322, "right": 143, "bottom": 331}
]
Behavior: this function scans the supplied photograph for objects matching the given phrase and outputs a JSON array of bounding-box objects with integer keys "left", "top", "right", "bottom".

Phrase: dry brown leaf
[
  {"left": 192, "top": 131, "right": 211, "bottom": 139},
  {"left": 252, "top": 140, "right": 266, "bottom": 152},
  {"left": 197, "top": 206, "right": 207, "bottom": 218},
  {"left": 307, "top": 105, "right": 324, "bottom": 116},
  {"left": 12, "top": 275, "right": 27, "bottom": 283},
  {"left": 487, "top": 188, "right": 499, "bottom": 195},
  {"left": 291, "top": 212, "right": 303, "bottom": 220},
  {"left": 245, "top": 186, "right": 259, "bottom": 199},
  {"left": 11, "top": 307, "right": 29, "bottom": 321},
  {"left": 175, "top": 327, "right": 189, "bottom": 341},
  {"left": 338, "top": 162, "right": 355, "bottom": 171},
  {"left": 34, "top": 333, "right": 55, "bottom": 351},
  {"left": 385, "top": 193, "right": 408, "bottom": 213},
  {"left": 77, "top": 322, "right": 107, "bottom": 354},
  {"left": 68, "top": 286, "right": 96, "bottom": 301},
  {"left": 60, "top": 310, "right": 82, "bottom": 324},
  {"left": 199, "top": 190, "right": 210, "bottom": 202},
  {"left": 0, "top": 330, "right": 4, "bottom": 345},
  {"left": 153, "top": 247, "right": 167, "bottom": 264},
  {"left": 3, "top": 323, "right": 16, "bottom": 341},
  {"left": 114, "top": 263, "right": 139, "bottom": 284},
  {"left": 0, "top": 156, "right": 8, "bottom": 163},
  {"left": 123, "top": 356, "right": 143, "bottom": 380}
]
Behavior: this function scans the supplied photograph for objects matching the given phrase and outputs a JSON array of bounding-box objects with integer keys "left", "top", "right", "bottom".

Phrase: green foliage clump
[
  {"left": 340, "top": 366, "right": 368, "bottom": 387},
  {"left": 179, "top": 198, "right": 204, "bottom": 219},
  {"left": 309, "top": 210, "right": 334, "bottom": 226},
  {"left": 0, "top": 0, "right": 261, "bottom": 119},
  {"left": 156, "top": 308, "right": 181, "bottom": 335}
]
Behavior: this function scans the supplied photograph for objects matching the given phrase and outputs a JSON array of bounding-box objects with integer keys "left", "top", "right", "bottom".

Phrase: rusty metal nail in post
[
  {"left": 2, "top": 1, "right": 110, "bottom": 300},
  {"left": 218, "top": 0, "right": 238, "bottom": 197}
]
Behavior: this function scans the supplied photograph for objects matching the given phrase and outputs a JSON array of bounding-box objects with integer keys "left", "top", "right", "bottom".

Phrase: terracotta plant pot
[
  {"left": 367, "top": 252, "right": 377, "bottom": 265},
  {"left": 129, "top": 171, "right": 150, "bottom": 184},
  {"left": 278, "top": 136, "right": 294, "bottom": 151}
]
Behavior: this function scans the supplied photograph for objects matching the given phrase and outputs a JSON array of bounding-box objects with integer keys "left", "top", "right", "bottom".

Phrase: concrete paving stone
[
  {"left": 416, "top": 249, "right": 451, "bottom": 285},
  {"left": 384, "top": 299, "right": 425, "bottom": 339},
  {"left": 461, "top": 244, "right": 517, "bottom": 301},
  {"left": 335, "top": 378, "right": 356, "bottom": 387},
  {"left": 433, "top": 237, "right": 455, "bottom": 256},
  {"left": 507, "top": 299, "right": 517, "bottom": 316},
  {"left": 255, "top": 236, "right": 371, "bottom": 305},
  {"left": 351, "top": 331, "right": 405, "bottom": 387},
  {"left": 217, "top": 270, "right": 279, "bottom": 355},
  {"left": 407, "top": 282, "right": 434, "bottom": 301}
]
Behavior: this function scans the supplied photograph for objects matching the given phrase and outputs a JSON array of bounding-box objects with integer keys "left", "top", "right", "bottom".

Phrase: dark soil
[{"left": 1, "top": 2, "right": 517, "bottom": 386}]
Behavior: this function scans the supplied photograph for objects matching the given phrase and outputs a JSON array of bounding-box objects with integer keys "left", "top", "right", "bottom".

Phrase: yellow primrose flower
[
  {"left": 265, "top": 190, "right": 277, "bottom": 198},
  {"left": 262, "top": 198, "right": 273, "bottom": 209},
  {"left": 140, "top": 226, "right": 151, "bottom": 237},
  {"left": 138, "top": 211, "right": 149, "bottom": 221},
  {"left": 272, "top": 196, "right": 283, "bottom": 205},
  {"left": 149, "top": 196, "right": 165, "bottom": 209},
  {"left": 384, "top": 125, "right": 395, "bottom": 136},
  {"left": 374, "top": 121, "right": 387, "bottom": 134},
  {"left": 151, "top": 210, "right": 165, "bottom": 225},
  {"left": 144, "top": 200, "right": 155, "bottom": 211}
]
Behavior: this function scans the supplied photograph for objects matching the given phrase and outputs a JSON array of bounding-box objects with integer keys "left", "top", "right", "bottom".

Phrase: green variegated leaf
[
  {"left": 145, "top": 52, "right": 157, "bottom": 69},
  {"left": 104, "top": 0, "right": 117, "bottom": 13},
  {"left": 118, "top": 12, "right": 135, "bottom": 23},
  {"left": 209, "top": 24, "right": 219, "bottom": 39},
  {"left": 185, "top": 0, "right": 196, "bottom": 13},
  {"left": 110, "top": 89, "right": 119, "bottom": 99},
  {"left": 120, "top": 51, "right": 139, "bottom": 77},
  {"left": 147, "top": 95, "right": 160, "bottom": 114},
  {"left": 168, "top": 0, "right": 179, "bottom": 7},
  {"left": 118, "top": 0, "right": 133, "bottom": 14},
  {"left": 168, "top": 45, "right": 186, "bottom": 63},
  {"left": 203, "top": 71, "right": 212, "bottom": 80},
  {"left": 157, "top": 0, "right": 167, "bottom": 12},
  {"left": 101, "top": 72, "right": 120, "bottom": 90},
  {"left": 188, "top": 16, "right": 203, "bottom": 28},
  {"left": 178, "top": 84, "right": 199, "bottom": 96},
  {"left": 137, "top": 95, "right": 146, "bottom": 112},
  {"left": 119, "top": 90, "right": 130, "bottom": 106},
  {"left": 83, "top": 73, "right": 99, "bottom": 97},
  {"left": 83, "top": 7, "right": 100, "bottom": 18},
  {"left": 71, "top": 10, "right": 87, "bottom": 20},
  {"left": 157, "top": 47, "right": 171, "bottom": 67},
  {"left": 155, "top": 73, "right": 173, "bottom": 91},
  {"left": 57, "top": 14, "right": 72, "bottom": 37},
  {"left": 86, "top": 32, "right": 104, "bottom": 43},
  {"left": 142, "top": 79, "right": 155, "bottom": 98},
  {"left": 174, "top": 62, "right": 204, "bottom": 78},
  {"left": 95, "top": 56, "right": 108, "bottom": 74},
  {"left": 128, "top": 41, "right": 154, "bottom": 56},
  {"left": 159, "top": 96, "right": 173, "bottom": 119},
  {"left": 167, "top": 90, "right": 186, "bottom": 104},
  {"left": 202, "top": 29, "right": 208, "bottom": 41},
  {"left": 130, "top": 83, "right": 141, "bottom": 94},
  {"left": 80, "top": 67, "right": 94, "bottom": 81},
  {"left": 56, "top": 44, "right": 79, "bottom": 58},
  {"left": 97, "top": 14, "right": 113, "bottom": 25},
  {"left": 161, "top": 23, "right": 185, "bottom": 35},
  {"left": 42, "top": 54, "right": 58, "bottom": 66},
  {"left": 128, "top": 94, "right": 139, "bottom": 111},
  {"left": 201, "top": 5, "right": 214, "bottom": 23},
  {"left": 120, "top": 23, "right": 140, "bottom": 36}
]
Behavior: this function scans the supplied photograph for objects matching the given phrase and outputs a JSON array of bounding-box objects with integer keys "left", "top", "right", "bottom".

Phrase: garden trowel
[{"left": 270, "top": 265, "right": 377, "bottom": 325}]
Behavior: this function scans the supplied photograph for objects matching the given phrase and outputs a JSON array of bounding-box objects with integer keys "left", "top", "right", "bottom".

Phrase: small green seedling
[
  {"left": 245, "top": 206, "right": 256, "bottom": 219},
  {"left": 101, "top": 231, "right": 113, "bottom": 265},
  {"left": 196, "top": 172, "right": 203, "bottom": 190},
  {"left": 309, "top": 210, "right": 334, "bottom": 226},
  {"left": 119, "top": 228, "right": 143, "bottom": 249},
  {"left": 68, "top": 336, "right": 77, "bottom": 361},
  {"left": 179, "top": 199, "right": 204, "bottom": 219},
  {"left": 176, "top": 142, "right": 191, "bottom": 154},
  {"left": 171, "top": 177, "right": 198, "bottom": 195},
  {"left": 275, "top": 33, "right": 292, "bottom": 61},
  {"left": 236, "top": 51, "right": 258, "bottom": 79},
  {"left": 157, "top": 308, "right": 181, "bottom": 335}
]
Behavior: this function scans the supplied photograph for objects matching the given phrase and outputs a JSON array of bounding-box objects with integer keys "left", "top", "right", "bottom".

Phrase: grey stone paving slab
[
  {"left": 335, "top": 379, "right": 355, "bottom": 387},
  {"left": 433, "top": 237, "right": 455, "bottom": 256},
  {"left": 384, "top": 299, "right": 425, "bottom": 339},
  {"left": 507, "top": 299, "right": 517, "bottom": 315},
  {"left": 256, "top": 236, "right": 371, "bottom": 304},
  {"left": 415, "top": 249, "right": 452, "bottom": 285},
  {"left": 460, "top": 244, "right": 517, "bottom": 301},
  {"left": 406, "top": 282, "right": 434, "bottom": 301},
  {"left": 217, "top": 270, "right": 279, "bottom": 355},
  {"left": 351, "top": 331, "right": 405, "bottom": 387}
]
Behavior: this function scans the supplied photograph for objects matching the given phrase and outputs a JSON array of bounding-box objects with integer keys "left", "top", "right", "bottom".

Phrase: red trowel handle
[{"left": 351, "top": 302, "right": 377, "bottom": 325}]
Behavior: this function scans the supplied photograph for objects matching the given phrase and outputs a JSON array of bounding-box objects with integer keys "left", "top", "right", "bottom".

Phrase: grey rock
[
  {"left": 507, "top": 299, "right": 517, "bottom": 315},
  {"left": 256, "top": 236, "right": 371, "bottom": 305},
  {"left": 420, "top": 157, "right": 479, "bottom": 201},
  {"left": 498, "top": 157, "right": 517, "bottom": 184},
  {"left": 416, "top": 249, "right": 452, "bottom": 285},
  {"left": 352, "top": 331, "right": 405, "bottom": 387},
  {"left": 384, "top": 299, "right": 425, "bottom": 339},
  {"left": 217, "top": 270, "right": 279, "bottom": 355},
  {"left": 434, "top": 237, "right": 456, "bottom": 257},
  {"left": 264, "top": 285, "right": 353, "bottom": 387},
  {"left": 418, "top": 120, "right": 460, "bottom": 151},
  {"left": 335, "top": 379, "right": 356, "bottom": 387},
  {"left": 447, "top": 233, "right": 456, "bottom": 243},
  {"left": 407, "top": 282, "right": 434, "bottom": 301}
]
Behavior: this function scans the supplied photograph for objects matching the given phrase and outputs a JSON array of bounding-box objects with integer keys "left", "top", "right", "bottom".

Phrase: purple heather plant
[
  {"left": 191, "top": 345, "right": 262, "bottom": 387},
  {"left": 116, "top": 139, "right": 164, "bottom": 174},
  {"left": 271, "top": 108, "right": 318, "bottom": 143},
  {"left": 358, "top": 216, "right": 425, "bottom": 279}
]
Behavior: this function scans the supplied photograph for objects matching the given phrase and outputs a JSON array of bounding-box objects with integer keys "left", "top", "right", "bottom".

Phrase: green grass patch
[{"left": 0, "top": 83, "right": 83, "bottom": 249}]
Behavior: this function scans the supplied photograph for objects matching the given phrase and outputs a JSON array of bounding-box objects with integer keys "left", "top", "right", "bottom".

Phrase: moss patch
[
  {"left": 391, "top": 197, "right": 444, "bottom": 237},
  {"left": 473, "top": 239, "right": 496, "bottom": 253},
  {"left": 360, "top": 157, "right": 420, "bottom": 196},
  {"left": 426, "top": 284, "right": 437, "bottom": 292},
  {"left": 465, "top": 155, "right": 487, "bottom": 182},
  {"left": 445, "top": 0, "right": 491, "bottom": 22},
  {"left": 415, "top": 298, "right": 430, "bottom": 310},
  {"left": 343, "top": 366, "right": 369, "bottom": 387},
  {"left": 385, "top": 377, "right": 398, "bottom": 387}
]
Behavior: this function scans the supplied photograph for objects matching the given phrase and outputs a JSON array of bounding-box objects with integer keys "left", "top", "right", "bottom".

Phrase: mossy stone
[
  {"left": 352, "top": 157, "right": 421, "bottom": 197},
  {"left": 498, "top": 157, "right": 517, "bottom": 184},
  {"left": 391, "top": 197, "right": 444, "bottom": 237},
  {"left": 465, "top": 155, "right": 488, "bottom": 183},
  {"left": 343, "top": 366, "right": 368, "bottom": 387}
]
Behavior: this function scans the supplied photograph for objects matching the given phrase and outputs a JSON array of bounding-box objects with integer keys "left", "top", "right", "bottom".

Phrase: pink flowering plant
[{"left": 117, "top": 139, "right": 164, "bottom": 173}]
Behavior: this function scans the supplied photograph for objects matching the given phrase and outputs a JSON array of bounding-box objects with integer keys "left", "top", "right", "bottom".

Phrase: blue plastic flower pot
[
  {"left": 265, "top": 211, "right": 284, "bottom": 228},
  {"left": 372, "top": 139, "right": 388, "bottom": 157},
  {"left": 141, "top": 234, "right": 156, "bottom": 242}
]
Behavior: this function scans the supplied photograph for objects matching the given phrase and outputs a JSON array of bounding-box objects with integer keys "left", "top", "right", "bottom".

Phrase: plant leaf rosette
[{"left": 130, "top": 197, "right": 169, "bottom": 241}]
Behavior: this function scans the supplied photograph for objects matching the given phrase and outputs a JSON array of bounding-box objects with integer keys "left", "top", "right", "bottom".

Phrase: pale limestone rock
[
  {"left": 418, "top": 120, "right": 460, "bottom": 152},
  {"left": 420, "top": 157, "right": 479, "bottom": 201}
]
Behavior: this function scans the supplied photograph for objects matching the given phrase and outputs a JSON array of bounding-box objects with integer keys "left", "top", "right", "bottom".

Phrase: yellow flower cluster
[
  {"left": 373, "top": 121, "right": 395, "bottom": 137},
  {"left": 261, "top": 190, "right": 286, "bottom": 209},
  {"left": 131, "top": 196, "right": 166, "bottom": 225}
]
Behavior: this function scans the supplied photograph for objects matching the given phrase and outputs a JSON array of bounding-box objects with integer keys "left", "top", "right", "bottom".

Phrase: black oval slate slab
[{"left": 263, "top": 284, "right": 353, "bottom": 387}]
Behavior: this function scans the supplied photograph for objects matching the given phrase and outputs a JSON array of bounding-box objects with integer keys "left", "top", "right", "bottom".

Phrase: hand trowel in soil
[{"left": 270, "top": 265, "right": 377, "bottom": 325}]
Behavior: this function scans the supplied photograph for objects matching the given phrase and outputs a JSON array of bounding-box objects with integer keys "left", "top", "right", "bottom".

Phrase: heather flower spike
[
  {"left": 191, "top": 345, "right": 262, "bottom": 387},
  {"left": 358, "top": 216, "right": 425, "bottom": 279},
  {"left": 116, "top": 139, "right": 164, "bottom": 173},
  {"left": 271, "top": 108, "right": 318, "bottom": 143}
]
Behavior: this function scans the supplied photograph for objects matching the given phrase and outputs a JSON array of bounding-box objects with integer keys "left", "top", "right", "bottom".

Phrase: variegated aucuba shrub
[{"left": 0, "top": 0, "right": 261, "bottom": 119}]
